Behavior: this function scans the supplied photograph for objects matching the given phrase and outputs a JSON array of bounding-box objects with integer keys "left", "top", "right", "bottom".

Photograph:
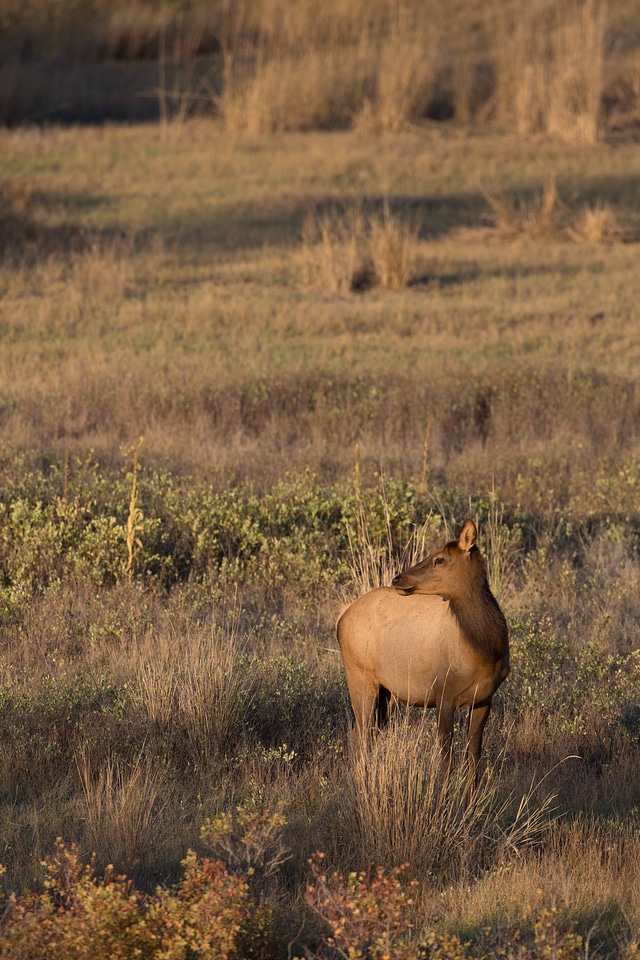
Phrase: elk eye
[{"left": 433, "top": 557, "right": 444, "bottom": 566}]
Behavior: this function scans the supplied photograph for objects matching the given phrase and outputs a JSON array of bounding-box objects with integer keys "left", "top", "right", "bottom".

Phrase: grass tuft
[
  {"left": 333, "top": 714, "right": 555, "bottom": 881},
  {"left": 78, "top": 750, "right": 169, "bottom": 872},
  {"left": 484, "top": 176, "right": 563, "bottom": 240},
  {"left": 301, "top": 200, "right": 419, "bottom": 293},
  {"left": 568, "top": 201, "right": 621, "bottom": 242}
]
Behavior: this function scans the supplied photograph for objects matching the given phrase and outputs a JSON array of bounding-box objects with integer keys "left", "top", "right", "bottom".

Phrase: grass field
[{"left": 1, "top": 107, "right": 640, "bottom": 957}]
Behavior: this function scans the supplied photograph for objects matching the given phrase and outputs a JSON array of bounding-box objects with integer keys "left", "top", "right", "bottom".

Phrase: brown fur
[{"left": 337, "top": 520, "right": 509, "bottom": 795}]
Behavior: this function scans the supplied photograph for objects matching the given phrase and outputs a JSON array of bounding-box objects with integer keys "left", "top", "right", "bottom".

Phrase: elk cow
[{"left": 337, "top": 520, "right": 509, "bottom": 793}]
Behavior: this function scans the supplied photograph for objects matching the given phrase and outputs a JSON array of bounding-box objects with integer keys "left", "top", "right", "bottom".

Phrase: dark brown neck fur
[{"left": 448, "top": 551, "right": 509, "bottom": 664}]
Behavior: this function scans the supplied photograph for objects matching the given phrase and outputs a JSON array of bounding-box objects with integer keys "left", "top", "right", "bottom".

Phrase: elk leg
[
  {"left": 346, "top": 674, "right": 380, "bottom": 744},
  {"left": 436, "top": 701, "right": 455, "bottom": 777},
  {"left": 375, "top": 685, "right": 395, "bottom": 729},
  {"left": 466, "top": 701, "right": 491, "bottom": 797}
]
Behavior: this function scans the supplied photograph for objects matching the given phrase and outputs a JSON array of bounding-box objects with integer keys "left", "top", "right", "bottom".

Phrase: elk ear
[{"left": 458, "top": 519, "right": 477, "bottom": 553}]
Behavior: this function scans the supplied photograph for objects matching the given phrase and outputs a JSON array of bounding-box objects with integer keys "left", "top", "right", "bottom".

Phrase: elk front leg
[{"left": 466, "top": 701, "right": 491, "bottom": 798}]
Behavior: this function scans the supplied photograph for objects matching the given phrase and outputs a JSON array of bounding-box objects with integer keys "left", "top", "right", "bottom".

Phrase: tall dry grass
[
  {"left": 135, "top": 610, "right": 249, "bottom": 771},
  {"left": 484, "top": 175, "right": 564, "bottom": 239},
  {"left": 78, "top": 751, "right": 169, "bottom": 870},
  {"left": 491, "top": 0, "right": 607, "bottom": 143},
  {"left": 0, "top": 0, "right": 631, "bottom": 138},
  {"left": 216, "top": 0, "right": 440, "bottom": 133},
  {"left": 568, "top": 200, "right": 621, "bottom": 242},
  {"left": 338, "top": 715, "right": 555, "bottom": 880}
]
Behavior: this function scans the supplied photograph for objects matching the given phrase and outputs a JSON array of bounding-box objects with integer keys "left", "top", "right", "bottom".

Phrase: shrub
[
  {"left": 0, "top": 830, "right": 278, "bottom": 960},
  {"left": 306, "top": 854, "right": 467, "bottom": 960}
]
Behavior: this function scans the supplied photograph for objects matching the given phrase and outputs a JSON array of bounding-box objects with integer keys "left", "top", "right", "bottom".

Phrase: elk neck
[{"left": 447, "top": 563, "right": 508, "bottom": 664}]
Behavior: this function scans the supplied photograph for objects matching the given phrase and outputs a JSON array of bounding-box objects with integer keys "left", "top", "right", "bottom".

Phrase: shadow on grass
[{"left": 4, "top": 173, "right": 639, "bottom": 266}]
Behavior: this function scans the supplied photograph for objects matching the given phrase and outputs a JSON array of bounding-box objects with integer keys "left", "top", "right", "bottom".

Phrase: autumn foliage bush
[
  {"left": 0, "top": 842, "right": 248, "bottom": 960},
  {"left": 0, "top": 827, "right": 277, "bottom": 960}
]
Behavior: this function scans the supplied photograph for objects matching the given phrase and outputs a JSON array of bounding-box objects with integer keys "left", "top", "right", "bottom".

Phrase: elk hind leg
[
  {"left": 375, "top": 685, "right": 396, "bottom": 730},
  {"left": 436, "top": 701, "right": 455, "bottom": 779},
  {"left": 346, "top": 673, "right": 380, "bottom": 746}
]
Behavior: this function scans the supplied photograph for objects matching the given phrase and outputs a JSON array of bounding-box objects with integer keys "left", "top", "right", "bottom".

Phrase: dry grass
[
  {"left": 301, "top": 199, "right": 419, "bottom": 293},
  {"left": 339, "top": 715, "right": 555, "bottom": 880},
  {"left": 484, "top": 175, "right": 564, "bottom": 239},
  {"left": 135, "top": 610, "right": 249, "bottom": 769},
  {"left": 352, "top": 10, "right": 440, "bottom": 134},
  {"left": 491, "top": 0, "right": 607, "bottom": 143},
  {"left": 568, "top": 200, "right": 621, "bottom": 242},
  {"left": 78, "top": 751, "right": 169, "bottom": 871},
  {"left": 2, "top": 0, "right": 634, "bottom": 139}
]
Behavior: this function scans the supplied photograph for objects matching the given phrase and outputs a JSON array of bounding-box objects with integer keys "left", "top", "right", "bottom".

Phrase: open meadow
[{"left": 1, "top": 2, "right": 640, "bottom": 956}]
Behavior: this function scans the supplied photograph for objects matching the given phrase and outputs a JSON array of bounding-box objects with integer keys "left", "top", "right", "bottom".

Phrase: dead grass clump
[
  {"left": 218, "top": 1, "right": 440, "bottom": 134},
  {"left": 568, "top": 201, "right": 621, "bottom": 242},
  {"left": 136, "top": 614, "right": 248, "bottom": 773},
  {"left": 491, "top": 0, "right": 606, "bottom": 143},
  {"left": 369, "top": 202, "right": 420, "bottom": 289},
  {"left": 353, "top": 12, "right": 439, "bottom": 134},
  {"left": 78, "top": 751, "right": 169, "bottom": 872},
  {"left": 219, "top": 47, "right": 366, "bottom": 134},
  {"left": 484, "top": 176, "right": 563, "bottom": 239},
  {"left": 335, "top": 715, "right": 554, "bottom": 880},
  {"left": 301, "top": 201, "right": 419, "bottom": 293},
  {"left": 300, "top": 205, "right": 371, "bottom": 295}
]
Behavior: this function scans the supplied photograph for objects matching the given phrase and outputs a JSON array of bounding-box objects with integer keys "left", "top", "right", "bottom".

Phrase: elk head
[{"left": 391, "top": 519, "right": 479, "bottom": 600}]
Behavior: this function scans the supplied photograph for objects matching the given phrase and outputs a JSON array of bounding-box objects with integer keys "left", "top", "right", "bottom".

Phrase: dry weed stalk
[
  {"left": 418, "top": 419, "right": 434, "bottom": 498},
  {"left": 124, "top": 436, "right": 144, "bottom": 582}
]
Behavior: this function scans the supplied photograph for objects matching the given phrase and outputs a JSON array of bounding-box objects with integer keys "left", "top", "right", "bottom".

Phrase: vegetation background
[{"left": 1, "top": 0, "right": 640, "bottom": 956}]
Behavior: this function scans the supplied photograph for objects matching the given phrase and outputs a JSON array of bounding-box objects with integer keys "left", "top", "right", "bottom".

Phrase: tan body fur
[{"left": 337, "top": 520, "right": 509, "bottom": 793}]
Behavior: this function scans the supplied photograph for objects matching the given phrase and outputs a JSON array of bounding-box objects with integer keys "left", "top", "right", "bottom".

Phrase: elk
[{"left": 337, "top": 520, "right": 509, "bottom": 793}]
